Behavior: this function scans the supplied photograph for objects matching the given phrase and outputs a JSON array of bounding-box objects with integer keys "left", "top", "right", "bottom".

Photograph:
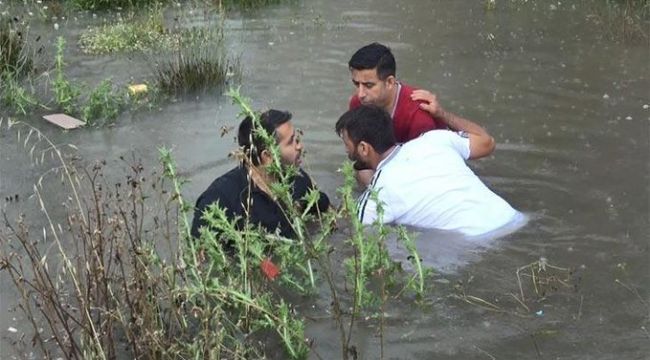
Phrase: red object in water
[{"left": 260, "top": 258, "right": 280, "bottom": 281}]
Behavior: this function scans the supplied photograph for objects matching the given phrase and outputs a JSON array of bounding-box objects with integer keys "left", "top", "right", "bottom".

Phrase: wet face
[
  {"left": 350, "top": 68, "right": 395, "bottom": 108},
  {"left": 273, "top": 121, "right": 303, "bottom": 166},
  {"left": 341, "top": 130, "right": 370, "bottom": 170}
]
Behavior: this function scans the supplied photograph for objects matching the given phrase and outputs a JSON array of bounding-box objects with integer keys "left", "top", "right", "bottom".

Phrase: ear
[
  {"left": 385, "top": 75, "right": 396, "bottom": 88},
  {"left": 259, "top": 149, "right": 273, "bottom": 166},
  {"left": 358, "top": 141, "right": 372, "bottom": 157}
]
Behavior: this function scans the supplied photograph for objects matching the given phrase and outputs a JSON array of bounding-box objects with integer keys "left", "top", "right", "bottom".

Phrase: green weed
[
  {"left": 0, "top": 72, "right": 38, "bottom": 115},
  {"left": 588, "top": 0, "right": 649, "bottom": 42},
  {"left": 217, "top": 0, "right": 288, "bottom": 10},
  {"left": 52, "top": 37, "right": 80, "bottom": 114},
  {"left": 0, "top": 91, "right": 430, "bottom": 359},
  {"left": 79, "top": 9, "right": 171, "bottom": 54},
  {"left": 51, "top": 37, "right": 129, "bottom": 125},
  {"left": 154, "top": 25, "right": 240, "bottom": 96},
  {"left": 0, "top": 16, "right": 33, "bottom": 76},
  {"left": 69, "top": 0, "right": 167, "bottom": 11},
  {"left": 82, "top": 79, "right": 127, "bottom": 125}
]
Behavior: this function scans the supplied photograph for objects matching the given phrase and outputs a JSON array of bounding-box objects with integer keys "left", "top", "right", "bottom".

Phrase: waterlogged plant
[
  {"left": 70, "top": 0, "right": 166, "bottom": 11},
  {"left": 52, "top": 37, "right": 80, "bottom": 114},
  {"left": 154, "top": 23, "right": 240, "bottom": 96},
  {"left": 159, "top": 143, "right": 314, "bottom": 358},
  {"left": 0, "top": 90, "right": 431, "bottom": 359},
  {"left": 50, "top": 37, "right": 131, "bottom": 125},
  {"left": 601, "top": 0, "right": 650, "bottom": 41},
  {"left": 82, "top": 79, "right": 127, "bottom": 125},
  {"left": 0, "top": 15, "right": 37, "bottom": 115},
  {"left": 0, "top": 72, "right": 38, "bottom": 115},
  {"left": 0, "top": 17, "right": 33, "bottom": 76},
  {"left": 218, "top": 0, "right": 287, "bottom": 10},
  {"left": 224, "top": 88, "right": 429, "bottom": 357},
  {"left": 584, "top": 0, "right": 649, "bottom": 42},
  {"left": 79, "top": 8, "right": 171, "bottom": 54}
]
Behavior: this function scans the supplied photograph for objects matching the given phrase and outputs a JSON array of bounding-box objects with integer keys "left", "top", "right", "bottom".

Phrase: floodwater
[{"left": 1, "top": 0, "right": 649, "bottom": 358}]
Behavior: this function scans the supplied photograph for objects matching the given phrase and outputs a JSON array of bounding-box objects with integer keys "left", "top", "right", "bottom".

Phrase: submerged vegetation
[
  {"left": 78, "top": 7, "right": 240, "bottom": 96},
  {"left": 0, "top": 91, "right": 429, "bottom": 359},
  {"left": 154, "top": 25, "right": 239, "bottom": 96},
  {"left": 70, "top": 0, "right": 167, "bottom": 11},
  {"left": 0, "top": 1, "right": 242, "bottom": 125},
  {"left": 591, "top": 0, "right": 650, "bottom": 42},
  {"left": 78, "top": 10, "right": 170, "bottom": 54},
  {"left": 0, "top": 15, "right": 37, "bottom": 114},
  {"left": 81, "top": 79, "right": 127, "bottom": 125},
  {"left": 0, "top": 72, "right": 38, "bottom": 115},
  {"left": 219, "top": 0, "right": 287, "bottom": 10},
  {"left": 52, "top": 37, "right": 81, "bottom": 114},
  {"left": 0, "top": 16, "right": 32, "bottom": 75}
]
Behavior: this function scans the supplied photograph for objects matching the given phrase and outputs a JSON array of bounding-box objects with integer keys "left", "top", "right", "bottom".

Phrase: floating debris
[
  {"left": 43, "top": 114, "right": 85, "bottom": 129},
  {"left": 128, "top": 84, "right": 148, "bottom": 96}
]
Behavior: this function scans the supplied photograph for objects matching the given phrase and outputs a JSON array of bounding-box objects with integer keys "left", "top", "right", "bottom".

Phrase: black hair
[
  {"left": 348, "top": 42, "right": 396, "bottom": 80},
  {"left": 238, "top": 109, "right": 292, "bottom": 166},
  {"left": 335, "top": 105, "right": 396, "bottom": 154}
]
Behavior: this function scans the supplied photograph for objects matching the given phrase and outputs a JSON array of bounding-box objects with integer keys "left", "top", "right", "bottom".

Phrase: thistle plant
[
  {"left": 0, "top": 89, "right": 431, "bottom": 360},
  {"left": 52, "top": 37, "right": 80, "bottom": 114}
]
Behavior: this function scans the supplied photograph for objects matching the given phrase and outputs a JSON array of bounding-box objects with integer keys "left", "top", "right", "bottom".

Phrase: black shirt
[{"left": 190, "top": 165, "right": 330, "bottom": 239}]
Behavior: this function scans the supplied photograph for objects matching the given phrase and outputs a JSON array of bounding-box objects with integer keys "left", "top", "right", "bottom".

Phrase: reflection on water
[{"left": 1, "top": 0, "right": 648, "bottom": 358}]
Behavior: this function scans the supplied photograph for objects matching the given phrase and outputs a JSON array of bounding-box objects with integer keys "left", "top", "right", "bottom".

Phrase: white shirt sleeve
[{"left": 445, "top": 131, "right": 471, "bottom": 160}]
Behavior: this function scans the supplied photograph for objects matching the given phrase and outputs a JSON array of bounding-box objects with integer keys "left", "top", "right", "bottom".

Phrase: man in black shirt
[{"left": 190, "top": 109, "right": 330, "bottom": 240}]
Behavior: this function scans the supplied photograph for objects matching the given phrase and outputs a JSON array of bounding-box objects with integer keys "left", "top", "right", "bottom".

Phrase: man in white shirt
[{"left": 335, "top": 91, "right": 520, "bottom": 236}]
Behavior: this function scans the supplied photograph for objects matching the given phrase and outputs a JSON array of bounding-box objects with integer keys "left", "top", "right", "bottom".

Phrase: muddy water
[{"left": 1, "top": 0, "right": 649, "bottom": 358}]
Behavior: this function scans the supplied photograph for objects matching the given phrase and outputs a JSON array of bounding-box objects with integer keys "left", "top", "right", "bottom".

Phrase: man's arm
[{"left": 411, "top": 89, "right": 495, "bottom": 159}]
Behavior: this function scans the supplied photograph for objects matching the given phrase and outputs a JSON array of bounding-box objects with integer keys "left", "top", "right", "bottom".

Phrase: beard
[
  {"left": 349, "top": 151, "right": 371, "bottom": 171},
  {"left": 279, "top": 150, "right": 302, "bottom": 167}
]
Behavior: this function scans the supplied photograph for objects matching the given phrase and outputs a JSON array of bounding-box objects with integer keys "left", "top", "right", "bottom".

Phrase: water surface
[{"left": 1, "top": 0, "right": 648, "bottom": 358}]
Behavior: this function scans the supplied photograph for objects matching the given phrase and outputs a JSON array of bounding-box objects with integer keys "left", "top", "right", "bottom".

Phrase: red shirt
[{"left": 349, "top": 83, "right": 446, "bottom": 142}]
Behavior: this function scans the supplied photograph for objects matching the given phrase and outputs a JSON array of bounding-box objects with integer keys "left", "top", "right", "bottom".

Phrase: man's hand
[
  {"left": 411, "top": 88, "right": 495, "bottom": 160},
  {"left": 411, "top": 89, "right": 443, "bottom": 118}
]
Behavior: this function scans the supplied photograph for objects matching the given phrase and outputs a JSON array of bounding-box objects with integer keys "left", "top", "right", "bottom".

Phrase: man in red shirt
[{"left": 347, "top": 42, "right": 480, "bottom": 186}]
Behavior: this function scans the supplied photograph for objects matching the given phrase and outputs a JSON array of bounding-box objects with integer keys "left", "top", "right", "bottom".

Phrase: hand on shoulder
[{"left": 411, "top": 89, "right": 443, "bottom": 118}]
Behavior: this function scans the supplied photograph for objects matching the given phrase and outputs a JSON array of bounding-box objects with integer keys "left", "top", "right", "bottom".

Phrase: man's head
[
  {"left": 238, "top": 109, "right": 303, "bottom": 167},
  {"left": 335, "top": 105, "right": 396, "bottom": 170},
  {"left": 348, "top": 42, "right": 397, "bottom": 109}
]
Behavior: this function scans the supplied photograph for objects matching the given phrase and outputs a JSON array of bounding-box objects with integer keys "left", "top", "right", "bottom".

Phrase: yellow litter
[{"left": 128, "top": 84, "right": 148, "bottom": 95}]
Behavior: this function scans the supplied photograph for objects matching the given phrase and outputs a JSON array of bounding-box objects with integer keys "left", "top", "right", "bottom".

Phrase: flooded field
[{"left": 1, "top": 0, "right": 648, "bottom": 358}]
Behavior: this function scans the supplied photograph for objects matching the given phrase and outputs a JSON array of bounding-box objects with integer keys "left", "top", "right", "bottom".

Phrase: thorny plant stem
[
  {"left": 1, "top": 88, "right": 432, "bottom": 359},
  {"left": 35, "top": 186, "right": 108, "bottom": 360},
  {"left": 7, "top": 119, "right": 87, "bottom": 226}
]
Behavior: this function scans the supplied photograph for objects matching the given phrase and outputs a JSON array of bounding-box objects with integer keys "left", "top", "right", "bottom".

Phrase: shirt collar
[
  {"left": 390, "top": 82, "right": 401, "bottom": 118},
  {"left": 376, "top": 144, "right": 402, "bottom": 172}
]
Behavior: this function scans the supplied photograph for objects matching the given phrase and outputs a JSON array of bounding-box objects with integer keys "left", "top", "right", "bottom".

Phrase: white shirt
[{"left": 357, "top": 130, "right": 519, "bottom": 236}]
